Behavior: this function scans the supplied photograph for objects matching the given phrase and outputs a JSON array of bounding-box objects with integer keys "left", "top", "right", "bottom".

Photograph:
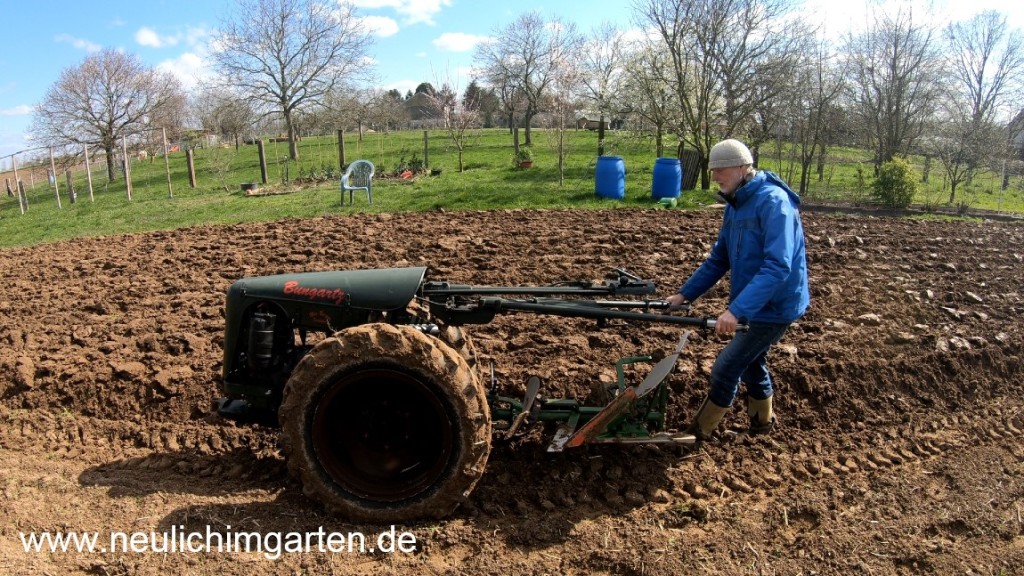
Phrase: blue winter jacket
[{"left": 680, "top": 170, "right": 810, "bottom": 324}]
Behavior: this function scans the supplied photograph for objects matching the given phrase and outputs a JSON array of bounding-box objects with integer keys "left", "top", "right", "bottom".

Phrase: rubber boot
[
  {"left": 686, "top": 398, "right": 729, "bottom": 440},
  {"left": 747, "top": 396, "right": 776, "bottom": 435}
]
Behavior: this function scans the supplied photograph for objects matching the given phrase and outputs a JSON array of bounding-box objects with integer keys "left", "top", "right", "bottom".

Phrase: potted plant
[{"left": 514, "top": 146, "right": 534, "bottom": 168}]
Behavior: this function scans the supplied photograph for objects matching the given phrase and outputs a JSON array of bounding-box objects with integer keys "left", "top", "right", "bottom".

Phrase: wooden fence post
[
  {"left": 257, "top": 140, "right": 268, "bottom": 184},
  {"left": 337, "top": 129, "right": 345, "bottom": 169},
  {"left": 49, "top": 148, "right": 62, "bottom": 209},
  {"left": 163, "top": 127, "right": 173, "bottom": 198},
  {"left": 18, "top": 180, "right": 27, "bottom": 214},
  {"left": 186, "top": 149, "right": 197, "bottom": 188},
  {"left": 122, "top": 135, "right": 132, "bottom": 201},
  {"left": 11, "top": 154, "right": 20, "bottom": 202},
  {"left": 423, "top": 130, "right": 429, "bottom": 169},
  {"left": 83, "top": 144, "right": 94, "bottom": 201}
]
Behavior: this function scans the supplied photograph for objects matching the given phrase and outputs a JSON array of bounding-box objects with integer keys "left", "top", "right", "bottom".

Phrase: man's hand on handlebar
[
  {"left": 714, "top": 310, "right": 739, "bottom": 334},
  {"left": 665, "top": 293, "right": 690, "bottom": 311}
]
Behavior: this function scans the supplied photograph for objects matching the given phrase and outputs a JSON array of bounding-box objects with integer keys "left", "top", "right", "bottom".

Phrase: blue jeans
[{"left": 708, "top": 322, "right": 790, "bottom": 408}]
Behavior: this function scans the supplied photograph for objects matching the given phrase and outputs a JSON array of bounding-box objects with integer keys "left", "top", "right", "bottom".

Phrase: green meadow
[{"left": 2, "top": 128, "right": 1021, "bottom": 248}]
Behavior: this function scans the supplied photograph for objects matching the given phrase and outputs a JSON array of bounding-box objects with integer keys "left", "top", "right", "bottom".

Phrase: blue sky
[{"left": 1, "top": 0, "right": 1021, "bottom": 165}]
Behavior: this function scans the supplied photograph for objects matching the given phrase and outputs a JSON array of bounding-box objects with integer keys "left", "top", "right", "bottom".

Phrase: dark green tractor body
[{"left": 220, "top": 267, "right": 427, "bottom": 415}]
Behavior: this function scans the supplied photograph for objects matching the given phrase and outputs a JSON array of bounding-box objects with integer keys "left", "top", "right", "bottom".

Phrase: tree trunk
[
  {"left": 285, "top": 109, "right": 299, "bottom": 161},
  {"left": 105, "top": 144, "right": 117, "bottom": 181},
  {"left": 523, "top": 109, "right": 533, "bottom": 146},
  {"left": 817, "top": 144, "right": 827, "bottom": 182},
  {"left": 799, "top": 155, "right": 811, "bottom": 195}
]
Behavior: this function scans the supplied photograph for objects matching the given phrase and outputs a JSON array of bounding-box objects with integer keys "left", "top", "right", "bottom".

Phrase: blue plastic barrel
[
  {"left": 595, "top": 156, "right": 625, "bottom": 199},
  {"left": 652, "top": 157, "right": 682, "bottom": 199}
]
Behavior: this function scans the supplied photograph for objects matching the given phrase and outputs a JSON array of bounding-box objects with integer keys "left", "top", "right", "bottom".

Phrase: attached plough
[
  {"left": 489, "top": 331, "right": 694, "bottom": 452},
  {"left": 216, "top": 266, "right": 734, "bottom": 521}
]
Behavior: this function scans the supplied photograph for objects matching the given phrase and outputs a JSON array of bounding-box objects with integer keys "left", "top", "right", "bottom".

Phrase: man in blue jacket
[{"left": 665, "top": 139, "right": 809, "bottom": 439}]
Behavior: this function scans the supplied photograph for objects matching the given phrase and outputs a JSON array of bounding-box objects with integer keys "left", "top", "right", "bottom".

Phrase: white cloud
[
  {"left": 0, "top": 105, "right": 33, "bottom": 117},
  {"left": 359, "top": 15, "right": 400, "bottom": 37},
  {"left": 350, "top": 0, "right": 452, "bottom": 26},
  {"left": 135, "top": 27, "right": 182, "bottom": 48},
  {"left": 157, "top": 52, "right": 209, "bottom": 90},
  {"left": 799, "top": 0, "right": 1024, "bottom": 38},
  {"left": 184, "top": 26, "right": 212, "bottom": 47},
  {"left": 432, "top": 32, "right": 489, "bottom": 53},
  {"left": 54, "top": 33, "right": 101, "bottom": 53},
  {"left": 135, "top": 27, "right": 162, "bottom": 47}
]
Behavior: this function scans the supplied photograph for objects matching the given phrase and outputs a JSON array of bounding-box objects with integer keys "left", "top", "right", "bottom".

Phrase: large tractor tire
[{"left": 279, "top": 323, "right": 491, "bottom": 522}]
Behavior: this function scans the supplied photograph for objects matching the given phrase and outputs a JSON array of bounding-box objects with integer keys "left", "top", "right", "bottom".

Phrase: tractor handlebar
[{"left": 419, "top": 268, "right": 747, "bottom": 332}]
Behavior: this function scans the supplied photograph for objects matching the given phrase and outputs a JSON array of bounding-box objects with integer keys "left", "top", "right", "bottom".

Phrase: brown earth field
[{"left": 1, "top": 208, "right": 1023, "bottom": 576}]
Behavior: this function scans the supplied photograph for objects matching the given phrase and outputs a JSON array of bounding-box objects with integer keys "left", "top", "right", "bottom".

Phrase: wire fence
[{"left": 4, "top": 128, "right": 1023, "bottom": 216}]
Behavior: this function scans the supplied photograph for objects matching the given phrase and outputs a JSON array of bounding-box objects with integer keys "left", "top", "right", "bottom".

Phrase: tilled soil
[{"left": 1, "top": 208, "right": 1022, "bottom": 575}]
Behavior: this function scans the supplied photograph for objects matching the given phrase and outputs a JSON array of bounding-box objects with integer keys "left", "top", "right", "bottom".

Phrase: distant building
[
  {"left": 404, "top": 92, "right": 436, "bottom": 122},
  {"left": 1010, "top": 109, "right": 1024, "bottom": 159},
  {"left": 575, "top": 113, "right": 624, "bottom": 131},
  {"left": 576, "top": 114, "right": 608, "bottom": 131}
]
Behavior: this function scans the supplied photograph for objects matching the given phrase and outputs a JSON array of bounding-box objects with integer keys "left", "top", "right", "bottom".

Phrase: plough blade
[
  {"left": 635, "top": 331, "right": 690, "bottom": 398},
  {"left": 559, "top": 388, "right": 637, "bottom": 450},
  {"left": 553, "top": 331, "right": 691, "bottom": 451},
  {"left": 505, "top": 375, "right": 541, "bottom": 438}
]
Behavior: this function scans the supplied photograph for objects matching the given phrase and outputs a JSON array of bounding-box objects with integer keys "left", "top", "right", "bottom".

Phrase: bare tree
[
  {"left": 364, "top": 89, "right": 407, "bottom": 133},
  {"left": 620, "top": 40, "right": 676, "bottom": 157},
  {"left": 934, "top": 10, "right": 1024, "bottom": 205},
  {"left": 477, "top": 50, "right": 527, "bottom": 151},
  {"left": 542, "top": 38, "right": 584, "bottom": 184},
  {"left": 463, "top": 80, "right": 500, "bottom": 128},
  {"left": 475, "top": 12, "right": 583, "bottom": 149},
  {"left": 31, "top": 48, "right": 185, "bottom": 181},
  {"left": 211, "top": 0, "right": 373, "bottom": 161},
  {"left": 322, "top": 86, "right": 367, "bottom": 135},
  {"left": 708, "top": 0, "right": 809, "bottom": 152},
  {"left": 193, "top": 85, "right": 256, "bottom": 149},
  {"left": 790, "top": 41, "right": 847, "bottom": 194},
  {"left": 843, "top": 7, "right": 944, "bottom": 172},
  {"left": 578, "top": 22, "right": 627, "bottom": 156},
  {"left": 635, "top": 0, "right": 804, "bottom": 189},
  {"left": 424, "top": 82, "right": 480, "bottom": 172}
]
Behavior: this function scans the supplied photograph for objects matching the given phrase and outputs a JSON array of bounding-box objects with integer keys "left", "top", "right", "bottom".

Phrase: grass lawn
[{"left": 2, "top": 128, "right": 1021, "bottom": 248}]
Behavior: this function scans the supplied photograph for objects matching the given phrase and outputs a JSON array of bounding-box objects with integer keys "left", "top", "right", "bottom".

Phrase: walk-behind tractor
[{"left": 215, "top": 266, "right": 732, "bottom": 522}]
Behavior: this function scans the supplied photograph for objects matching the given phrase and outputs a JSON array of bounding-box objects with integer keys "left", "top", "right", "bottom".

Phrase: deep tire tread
[{"left": 279, "top": 323, "right": 490, "bottom": 522}]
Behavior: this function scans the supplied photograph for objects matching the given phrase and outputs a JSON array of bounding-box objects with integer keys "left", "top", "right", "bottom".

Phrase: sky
[{"left": 1, "top": 0, "right": 1023, "bottom": 166}]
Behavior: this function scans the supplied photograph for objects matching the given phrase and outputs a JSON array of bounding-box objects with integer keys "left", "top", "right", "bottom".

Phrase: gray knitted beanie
[{"left": 708, "top": 139, "right": 753, "bottom": 169}]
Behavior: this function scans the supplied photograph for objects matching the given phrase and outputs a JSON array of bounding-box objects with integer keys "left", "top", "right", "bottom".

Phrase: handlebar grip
[{"left": 704, "top": 318, "right": 750, "bottom": 332}]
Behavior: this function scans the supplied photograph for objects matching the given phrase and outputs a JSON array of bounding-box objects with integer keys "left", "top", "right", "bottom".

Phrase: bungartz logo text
[{"left": 283, "top": 281, "right": 347, "bottom": 305}]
